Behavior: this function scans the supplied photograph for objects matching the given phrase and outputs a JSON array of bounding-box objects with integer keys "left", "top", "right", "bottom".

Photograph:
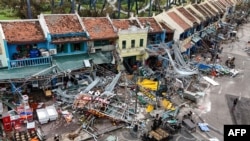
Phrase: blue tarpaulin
[
  {"left": 198, "top": 123, "right": 210, "bottom": 132},
  {"left": 197, "top": 63, "right": 212, "bottom": 70}
]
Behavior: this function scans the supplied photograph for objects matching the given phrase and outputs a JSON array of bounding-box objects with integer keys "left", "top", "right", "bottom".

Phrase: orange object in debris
[
  {"left": 196, "top": 55, "right": 201, "bottom": 62},
  {"left": 211, "top": 69, "right": 217, "bottom": 77},
  {"left": 65, "top": 114, "right": 73, "bottom": 123},
  {"left": 30, "top": 103, "right": 38, "bottom": 110},
  {"left": 30, "top": 137, "right": 39, "bottom": 141}
]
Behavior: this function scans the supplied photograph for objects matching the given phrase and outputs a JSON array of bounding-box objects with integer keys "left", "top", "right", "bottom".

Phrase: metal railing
[{"left": 8, "top": 56, "right": 52, "bottom": 69}]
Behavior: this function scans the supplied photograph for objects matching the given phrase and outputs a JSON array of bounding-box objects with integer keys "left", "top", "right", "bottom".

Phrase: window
[
  {"left": 131, "top": 40, "right": 135, "bottom": 48},
  {"left": 73, "top": 43, "right": 81, "bottom": 51},
  {"left": 94, "top": 40, "right": 109, "bottom": 46},
  {"left": 122, "top": 40, "right": 126, "bottom": 49},
  {"left": 140, "top": 39, "right": 144, "bottom": 47},
  {"left": 165, "top": 33, "right": 174, "bottom": 42},
  {"left": 56, "top": 44, "right": 64, "bottom": 53},
  {"left": 180, "top": 33, "right": 184, "bottom": 40},
  {"left": 14, "top": 44, "right": 33, "bottom": 59}
]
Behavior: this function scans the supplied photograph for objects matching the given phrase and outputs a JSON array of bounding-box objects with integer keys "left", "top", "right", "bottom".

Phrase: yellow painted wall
[{"left": 117, "top": 30, "right": 148, "bottom": 60}]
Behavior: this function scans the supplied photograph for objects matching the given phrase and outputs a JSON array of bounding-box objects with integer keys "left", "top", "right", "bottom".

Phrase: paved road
[{"left": 195, "top": 21, "right": 250, "bottom": 141}]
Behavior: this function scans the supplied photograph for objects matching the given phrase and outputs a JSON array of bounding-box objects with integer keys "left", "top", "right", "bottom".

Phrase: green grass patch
[{"left": 0, "top": 14, "right": 19, "bottom": 20}]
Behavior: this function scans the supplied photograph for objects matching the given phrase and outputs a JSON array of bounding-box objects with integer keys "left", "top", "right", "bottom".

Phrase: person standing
[
  {"left": 54, "top": 134, "right": 59, "bottom": 141},
  {"left": 232, "top": 98, "right": 238, "bottom": 111}
]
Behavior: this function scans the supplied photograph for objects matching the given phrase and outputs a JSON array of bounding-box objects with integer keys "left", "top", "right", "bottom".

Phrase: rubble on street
[{"left": 1, "top": 2, "right": 250, "bottom": 141}]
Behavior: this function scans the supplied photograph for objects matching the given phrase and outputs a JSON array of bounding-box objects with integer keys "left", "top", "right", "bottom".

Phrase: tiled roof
[
  {"left": 0, "top": 21, "right": 45, "bottom": 43},
  {"left": 167, "top": 11, "right": 191, "bottom": 31},
  {"left": 177, "top": 7, "right": 197, "bottom": 24},
  {"left": 159, "top": 22, "right": 174, "bottom": 33},
  {"left": 112, "top": 19, "right": 141, "bottom": 30},
  {"left": 209, "top": 1, "right": 224, "bottom": 13},
  {"left": 186, "top": 8, "right": 204, "bottom": 22},
  {"left": 203, "top": 3, "right": 217, "bottom": 15},
  {"left": 192, "top": 4, "right": 209, "bottom": 18},
  {"left": 82, "top": 17, "right": 117, "bottom": 40},
  {"left": 221, "top": 0, "right": 232, "bottom": 6},
  {"left": 51, "top": 37, "right": 88, "bottom": 44},
  {"left": 214, "top": 1, "right": 226, "bottom": 11},
  {"left": 225, "top": 0, "right": 234, "bottom": 5},
  {"left": 138, "top": 17, "right": 163, "bottom": 33},
  {"left": 199, "top": 4, "right": 214, "bottom": 16},
  {"left": 218, "top": 0, "right": 227, "bottom": 8},
  {"left": 44, "top": 14, "right": 84, "bottom": 34}
]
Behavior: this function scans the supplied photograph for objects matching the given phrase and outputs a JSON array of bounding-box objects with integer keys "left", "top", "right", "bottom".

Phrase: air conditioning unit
[
  {"left": 90, "top": 48, "right": 95, "bottom": 53},
  {"left": 41, "top": 51, "right": 49, "bottom": 57},
  {"left": 49, "top": 49, "right": 57, "bottom": 55}
]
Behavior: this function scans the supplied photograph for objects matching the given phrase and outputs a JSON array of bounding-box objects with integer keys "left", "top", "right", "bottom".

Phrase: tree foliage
[
  {"left": 0, "top": 0, "right": 193, "bottom": 19},
  {"left": 0, "top": 0, "right": 49, "bottom": 19}
]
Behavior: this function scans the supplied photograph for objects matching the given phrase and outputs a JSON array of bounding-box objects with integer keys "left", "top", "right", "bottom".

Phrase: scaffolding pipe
[
  {"left": 104, "top": 72, "right": 121, "bottom": 92},
  {"left": 148, "top": 44, "right": 198, "bottom": 76},
  {"left": 82, "top": 77, "right": 101, "bottom": 93}
]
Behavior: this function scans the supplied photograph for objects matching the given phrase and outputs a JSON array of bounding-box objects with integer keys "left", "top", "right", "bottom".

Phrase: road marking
[
  {"left": 242, "top": 61, "right": 245, "bottom": 70},
  {"left": 218, "top": 86, "right": 222, "bottom": 95},
  {"left": 239, "top": 92, "right": 242, "bottom": 101}
]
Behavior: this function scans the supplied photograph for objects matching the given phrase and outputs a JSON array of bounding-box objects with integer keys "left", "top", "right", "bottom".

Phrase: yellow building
[{"left": 112, "top": 17, "right": 148, "bottom": 72}]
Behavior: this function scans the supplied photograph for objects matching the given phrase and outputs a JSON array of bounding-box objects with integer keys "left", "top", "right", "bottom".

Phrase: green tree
[{"left": 0, "top": 0, "right": 49, "bottom": 19}]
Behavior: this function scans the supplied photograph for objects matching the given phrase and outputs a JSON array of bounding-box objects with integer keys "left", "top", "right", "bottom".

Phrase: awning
[
  {"left": 192, "top": 36, "right": 202, "bottom": 43},
  {"left": 0, "top": 65, "right": 52, "bottom": 80},
  {"left": 89, "top": 52, "right": 113, "bottom": 64},
  {"left": 54, "top": 54, "right": 90, "bottom": 72}
]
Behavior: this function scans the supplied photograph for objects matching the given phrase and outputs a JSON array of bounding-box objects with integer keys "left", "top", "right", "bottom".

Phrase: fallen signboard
[{"left": 203, "top": 76, "right": 219, "bottom": 86}]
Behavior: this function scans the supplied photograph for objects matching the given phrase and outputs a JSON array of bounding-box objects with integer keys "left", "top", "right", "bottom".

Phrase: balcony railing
[
  {"left": 119, "top": 47, "right": 145, "bottom": 55},
  {"left": 8, "top": 56, "right": 52, "bottom": 69}
]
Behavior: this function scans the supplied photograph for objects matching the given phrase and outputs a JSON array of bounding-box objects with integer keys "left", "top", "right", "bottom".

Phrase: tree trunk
[
  {"left": 70, "top": 0, "right": 75, "bottom": 13},
  {"left": 128, "top": 0, "right": 131, "bottom": 18},
  {"left": 135, "top": 0, "right": 138, "bottom": 15},
  {"left": 148, "top": 0, "right": 152, "bottom": 17},
  {"left": 89, "top": 0, "right": 92, "bottom": 10},
  {"left": 78, "top": 0, "right": 82, "bottom": 13},
  {"left": 26, "top": 0, "right": 32, "bottom": 19},
  {"left": 165, "top": 0, "right": 168, "bottom": 10},
  {"left": 93, "top": 0, "right": 97, "bottom": 12},
  {"left": 51, "top": 0, "right": 55, "bottom": 14},
  {"left": 60, "top": 0, "right": 64, "bottom": 6},
  {"left": 118, "top": 0, "right": 121, "bottom": 19},
  {"left": 101, "top": 0, "right": 107, "bottom": 13}
]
